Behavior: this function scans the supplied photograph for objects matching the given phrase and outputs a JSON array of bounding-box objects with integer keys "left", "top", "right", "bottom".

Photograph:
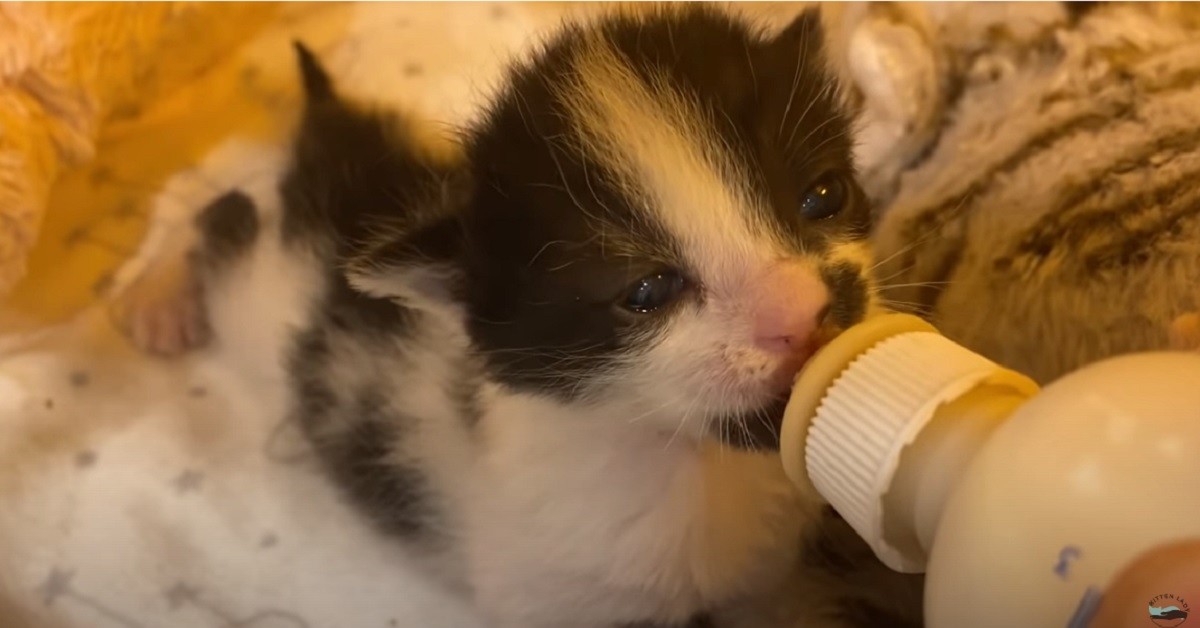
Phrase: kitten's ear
[
  {"left": 770, "top": 8, "right": 828, "bottom": 58},
  {"left": 769, "top": 7, "right": 860, "bottom": 114},
  {"left": 346, "top": 215, "right": 467, "bottom": 318},
  {"left": 293, "top": 41, "right": 337, "bottom": 106}
]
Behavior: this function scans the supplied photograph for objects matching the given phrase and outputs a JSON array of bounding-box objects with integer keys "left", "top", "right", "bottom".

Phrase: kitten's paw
[
  {"left": 110, "top": 252, "right": 210, "bottom": 357},
  {"left": 1168, "top": 313, "right": 1200, "bottom": 352}
]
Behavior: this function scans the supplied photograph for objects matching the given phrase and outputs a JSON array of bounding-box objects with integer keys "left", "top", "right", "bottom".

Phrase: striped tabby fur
[{"left": 866, "top": 2, "right": 1200, "bottom": 382}]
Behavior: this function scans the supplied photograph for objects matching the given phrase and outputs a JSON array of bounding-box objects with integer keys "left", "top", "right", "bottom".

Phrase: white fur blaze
[{"left": 557, "top": 39, "right": 786, "bottom": 285}]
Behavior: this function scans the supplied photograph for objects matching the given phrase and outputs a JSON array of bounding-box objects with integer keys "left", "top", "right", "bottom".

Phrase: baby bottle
[{"left": 780, "top": 313, "right": 1200, "bottom": 628}]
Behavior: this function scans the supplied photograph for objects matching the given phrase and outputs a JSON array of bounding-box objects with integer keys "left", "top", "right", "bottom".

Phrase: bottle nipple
[{"left": 780, "top": 313, "right": 1038, "bottom": 571}]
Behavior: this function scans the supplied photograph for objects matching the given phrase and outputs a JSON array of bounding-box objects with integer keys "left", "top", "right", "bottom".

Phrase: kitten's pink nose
[{"left": 752, "top": 261, "right": 829, "bottom": 356}]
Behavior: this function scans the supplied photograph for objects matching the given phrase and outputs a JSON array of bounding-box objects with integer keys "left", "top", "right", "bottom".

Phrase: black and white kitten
[{"left": 115, "top": 6, "right": 910, "bottom": 628}]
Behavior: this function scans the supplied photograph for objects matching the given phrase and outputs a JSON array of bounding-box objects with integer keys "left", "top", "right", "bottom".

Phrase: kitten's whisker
[
  {"left": 872, "top": 262, "right": 921, "bottom": 286},
  {"left": 875, "top": 281, "right": 954, "bottom": 290},
  {"left": 776, "top": 21, "right": 808, "bottom": 142},
  {"left": 666, "top": 393, "right": 704, "bottom": 450}
]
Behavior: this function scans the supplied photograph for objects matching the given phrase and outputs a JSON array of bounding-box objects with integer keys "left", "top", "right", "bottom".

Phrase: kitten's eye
[
  {"left": 800, "top": 173, "right": 848, "bottom": 220},
  {"left": 623, "top": 271, "right": 686, "bottom": 314}
]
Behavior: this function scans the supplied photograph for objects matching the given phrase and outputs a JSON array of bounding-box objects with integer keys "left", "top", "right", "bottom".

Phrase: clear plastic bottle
[{"left": 780, "top": 313, "right": 1200, "bottom": 628}]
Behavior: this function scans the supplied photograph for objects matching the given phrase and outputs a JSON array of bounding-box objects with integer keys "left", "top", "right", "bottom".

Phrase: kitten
[{"left": 114, "top": 6, "right": 904, "bottom": 627}]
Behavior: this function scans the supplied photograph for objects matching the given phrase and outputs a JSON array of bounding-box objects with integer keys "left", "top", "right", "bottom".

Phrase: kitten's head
[{"left": 351, "top": 7, "right": 873, "bottom": 449}]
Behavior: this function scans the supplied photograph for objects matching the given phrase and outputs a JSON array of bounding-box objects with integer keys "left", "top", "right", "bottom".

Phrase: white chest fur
[{"left": 456, "top": 390, "right": 818, "bottom": 628}]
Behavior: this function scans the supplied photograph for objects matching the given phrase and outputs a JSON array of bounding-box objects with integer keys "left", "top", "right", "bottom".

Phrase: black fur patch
[
  {"left": 293, "top": 42, "right": 335, "bottom": 104},
  {"left": 822, "top": 262, "right": 869, "bottom": 329},
  {"left": 290, "top": 328, "right": 338, "bottom": 418},
  {"left": 1064, "top": 1, "right": 1099, "bottom": 22},
  {"left": 459, "top": 32, "right": 677, "bottom": 397},
  {"left": 281, "top": 44, "right": 458, "bottom": 263},
  {"left": 194, "top": 189, "right": 259, "bottom": 267},
  {"left": 324, "top": 271, "right": 413, "bottom": 335},
  {"left": 326, "top": 387, "right": 430, "bottom": 537},
  {"left": 289, "top": 325, "right": 432, "bottom": 538}
]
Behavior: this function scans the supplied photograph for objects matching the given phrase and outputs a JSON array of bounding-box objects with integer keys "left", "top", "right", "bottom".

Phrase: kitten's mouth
[
  {"left": 713, "top": 325, "right": 840, "bottom": 451},
  {"left": 713, "top": 395, "right": 791, "bottom": 451}
]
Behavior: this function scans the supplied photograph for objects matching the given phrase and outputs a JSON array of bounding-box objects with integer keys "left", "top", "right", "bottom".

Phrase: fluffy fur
[
  {"left": 856, "top": 2, "right": 1200, "bottom": 382},
  {"left": 115, "top": 6, "right": 921, "bottom": 628}
]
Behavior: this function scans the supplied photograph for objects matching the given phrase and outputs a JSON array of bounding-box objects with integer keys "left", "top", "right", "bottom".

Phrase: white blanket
[{"left": 0, "top": 311, "right": 484, "bottom": 628}]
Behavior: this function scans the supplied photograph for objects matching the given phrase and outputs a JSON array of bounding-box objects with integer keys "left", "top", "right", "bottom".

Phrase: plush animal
[{"left": 847, "top": 1, "right": 1200, "bottom": 383}]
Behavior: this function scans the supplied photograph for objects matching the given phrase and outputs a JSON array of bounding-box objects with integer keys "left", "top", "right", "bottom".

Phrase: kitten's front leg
[
  {"left": 109, "top": 206, "right": 210, "bottom": 357},
  {"left": 108, "top": 140, "right": 282, "bottom": 357}
]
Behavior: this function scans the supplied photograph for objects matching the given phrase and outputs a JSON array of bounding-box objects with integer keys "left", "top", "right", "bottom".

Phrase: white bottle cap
[{"left": 781, "top": 318, "right": 1038, "bottom": 572}]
